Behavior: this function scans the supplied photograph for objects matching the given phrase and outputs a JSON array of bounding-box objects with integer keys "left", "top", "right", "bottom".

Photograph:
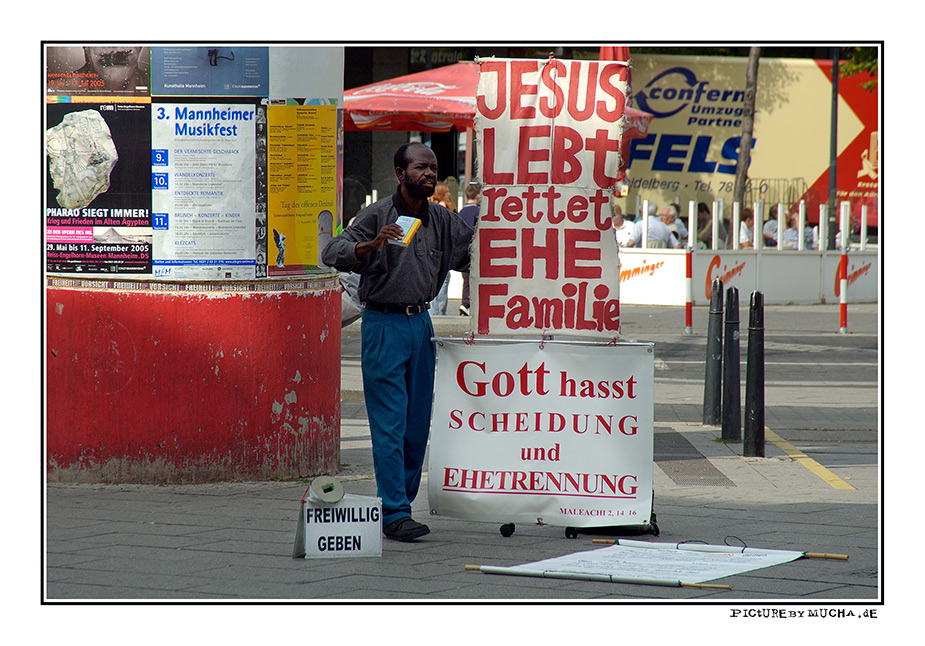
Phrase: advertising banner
[
  {"left": 472, "top": 59, "right": 626, "bottom": 337},
  {"left": 625, "top": 55, "right": 878, "bottom": 224},
  {"left": 151, "top": 99, "right": 257, "bottom": 279},
  {"left": 267, "top": 104, "right": 338, "bottom": 275},
  {"left": 45, "top": 100, "right": 152, "bottom": 273},
  {"left": 150, "top": 46, "right": 269, "bottom": 96},
  {"left": 618, "top": 250, "right": 687, "bottom": 306},
  {"left": 428, "top": 341, "right": 654, "bottom": 528},
  {"left": 823, "top": 251, "right": 878, "bottom": 303},
  {"left": 694, "top": 251, "right": 759, "bottom": 304}
]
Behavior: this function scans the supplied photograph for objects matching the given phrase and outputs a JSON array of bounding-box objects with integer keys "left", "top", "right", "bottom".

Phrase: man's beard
[{"left": 404, "top": 176, "right": 435, "bottom": 200}]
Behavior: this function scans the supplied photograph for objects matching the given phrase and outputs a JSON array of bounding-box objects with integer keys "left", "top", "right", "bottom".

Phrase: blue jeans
[{"left": 361, "top": 308, "right": 436, "bottom": 526}]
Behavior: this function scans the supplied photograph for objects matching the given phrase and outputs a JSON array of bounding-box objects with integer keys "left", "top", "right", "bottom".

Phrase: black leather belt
[{"left": 365, "top": 302, "right": 429, "bottom": 315}]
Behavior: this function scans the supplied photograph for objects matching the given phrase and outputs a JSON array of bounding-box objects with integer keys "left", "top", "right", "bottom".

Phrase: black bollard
[
  {"left": 721, "top": 287, "right": 741, "bottom": 442},
  {"left": 702, "top": 279, "right": 724, "bottom": 426},
  {"left": 744, "top": 291, "right": 766, "bottom": 457}
]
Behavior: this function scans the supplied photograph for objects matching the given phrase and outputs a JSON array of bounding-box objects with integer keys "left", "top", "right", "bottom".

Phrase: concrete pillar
[{"left": 46, "top": 276, "right": 341, "bottom": 483}]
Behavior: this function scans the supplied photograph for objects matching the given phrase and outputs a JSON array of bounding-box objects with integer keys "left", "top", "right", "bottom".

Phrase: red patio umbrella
[{"left": 343, "top": 62, "right": 479, "bottom": 132}]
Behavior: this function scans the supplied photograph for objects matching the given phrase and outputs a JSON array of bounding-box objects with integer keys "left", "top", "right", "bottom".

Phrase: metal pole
[
  {"left": 702, "top": 279, "right": 724, "bottom": 426},
  {"left": 744, "top": 291, "right": 765, "bottom": 457},
  {"left": 827, "top": 47, "right": 839, "bottom": 250},
  {"left": 684, "top": 246, "right": 693, "bottom": 334},
  {"left": 721, "top": 286, "right": 741, "bottom": 442}
]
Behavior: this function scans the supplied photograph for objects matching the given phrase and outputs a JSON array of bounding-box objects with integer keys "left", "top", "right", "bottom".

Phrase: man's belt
[{"left": 365, "top": 302, "right": 429, "bottom": 315}]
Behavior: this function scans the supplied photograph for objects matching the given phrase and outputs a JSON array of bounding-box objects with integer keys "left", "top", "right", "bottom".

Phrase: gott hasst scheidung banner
[
  {"left": 472, "top": 59, "right": 627, "bottom": 338},
  {"left": 428, "top": 341, "right": 654, "bottom": 527}
]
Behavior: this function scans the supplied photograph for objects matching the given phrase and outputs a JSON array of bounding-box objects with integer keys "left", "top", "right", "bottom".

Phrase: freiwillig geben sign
[{"left": 472, "top": 58, "right": 628, "bottom": 337}]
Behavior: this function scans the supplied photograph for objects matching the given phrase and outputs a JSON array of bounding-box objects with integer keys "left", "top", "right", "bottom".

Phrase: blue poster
[{"left": 151, "top": 47, "right": 269, "bottom": 96}]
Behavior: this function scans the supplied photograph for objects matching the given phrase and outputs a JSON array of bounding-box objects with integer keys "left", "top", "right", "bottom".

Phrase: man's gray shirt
[{"left": 321, "top": 191, "right": 474, "bottom": 306}]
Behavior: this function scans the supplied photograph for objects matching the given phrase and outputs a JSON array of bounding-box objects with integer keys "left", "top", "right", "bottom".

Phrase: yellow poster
[{"left": 267, "top": 104, "right": 338, "bottom": 275}]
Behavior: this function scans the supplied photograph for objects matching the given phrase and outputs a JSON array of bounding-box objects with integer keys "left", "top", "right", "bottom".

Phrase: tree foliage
[{"left": 840, "top": 47, "right": 878, "bottom": 91}]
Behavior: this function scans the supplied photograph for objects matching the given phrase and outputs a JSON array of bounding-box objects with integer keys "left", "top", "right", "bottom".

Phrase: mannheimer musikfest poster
[{"left": 150, "top": 98, "right": 257, "bottom": 280}]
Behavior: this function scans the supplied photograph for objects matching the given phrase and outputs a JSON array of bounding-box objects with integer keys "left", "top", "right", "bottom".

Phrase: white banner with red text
[
  {"left": 427, "top": 340, "right": 654, "bottom": 527},
  {"left": 615, "top": 248, "right": 878, "bottom": 306},
  {"left": 472, "top": 58, "right": 628, "bottom": 338}
]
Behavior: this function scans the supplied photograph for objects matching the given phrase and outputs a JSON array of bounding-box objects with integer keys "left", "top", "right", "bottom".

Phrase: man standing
[{"left": 322, "top": 142, "right": 473, "bottom": 542}]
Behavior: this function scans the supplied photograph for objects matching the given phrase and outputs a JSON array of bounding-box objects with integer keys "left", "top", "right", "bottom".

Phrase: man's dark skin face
[
  {"left": 354, "top": 145, "right": 438, "bottom": 258},
  {"left": 398, "top": 144, "right": 438, "bottom": 205}
]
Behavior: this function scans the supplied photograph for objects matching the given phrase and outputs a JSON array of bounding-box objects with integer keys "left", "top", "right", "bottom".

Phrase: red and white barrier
[
  {"left": 685, "top": 246, "right": 693, "bottom": 334},
  {"left": 839, "top": 201, "right": 851, "bottom": 334},
  {"left": 616, "top": 200, "right": 877, "bottom": 329}
]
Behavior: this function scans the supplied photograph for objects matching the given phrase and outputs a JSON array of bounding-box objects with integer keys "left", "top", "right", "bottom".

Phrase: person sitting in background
[
  {"left": 668, "top": 203, "right": 688, "bottom": 243},
  {"left": 780, "top": 211, "right": 813, "bottom": 250},
  {"left": 630, "top": 203, "right": 679, "bottom": 249},
  {"left": 739, "top": 207, "right": 755, "bottom": 248},
  {"left": 762, "top": 205, "right": 779, "bottom": 247},
  {"left": 611, "top": 201, "right": 634, "bottom": 247},
  {"left": 696, "top": 201, "right": 727, "bottom": 248}
]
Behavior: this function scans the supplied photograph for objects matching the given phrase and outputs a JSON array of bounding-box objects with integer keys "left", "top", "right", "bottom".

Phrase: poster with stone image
[{"left": 45, "top": 101, "right": 152, "bottom": 274}]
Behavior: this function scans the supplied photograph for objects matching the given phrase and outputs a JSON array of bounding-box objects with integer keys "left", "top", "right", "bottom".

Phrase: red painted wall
[{"left": 46, "top": 281, "right": 341, "bottom": 482}]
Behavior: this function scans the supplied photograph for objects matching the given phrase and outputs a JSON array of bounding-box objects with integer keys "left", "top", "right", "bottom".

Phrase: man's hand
[{"left": 355, "top": 223, "right": 403, "bottom": 257}]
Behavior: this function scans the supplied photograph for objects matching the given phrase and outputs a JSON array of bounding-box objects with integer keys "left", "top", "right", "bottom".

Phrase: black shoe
[{"left": 383, "top": 517, "right": 430, "bottom": 542}]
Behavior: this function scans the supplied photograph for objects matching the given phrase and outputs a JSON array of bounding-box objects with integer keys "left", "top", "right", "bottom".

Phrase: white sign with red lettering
[
  {"left": 472, "top": 58, "right": 628, "bottom": 338},
  {"left": 427, "top": 340, "right": 654, "bottom": 527}
]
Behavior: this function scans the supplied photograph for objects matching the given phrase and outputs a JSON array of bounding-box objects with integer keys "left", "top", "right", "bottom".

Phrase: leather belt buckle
[{"left": 405, "top": 303, "right": 425, "bottom": 315}]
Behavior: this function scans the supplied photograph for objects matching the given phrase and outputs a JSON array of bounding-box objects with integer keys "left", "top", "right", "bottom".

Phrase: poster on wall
[
  {"left": 428, "top": 341, "right": 654, "bottom": 527},
  {"left": 266, "top": 103, "right": 338, "bottom": 276},
  {"left": 151, "top": 46, "right": 269, "bottom": 96},
  {"left": 472, "top": 58, "right": 627, "bottom": 338},
  {"left": 626, "top": 55, "right": 879, "bottom": 224},
  {"left": 46, "top": 46, "right": 151, "bottom": 96},
  {"left": 151, "top": 99, "right": 257, "bottom": 279},
  {"left": 45, "top": 99, "right": 152, "bottom": 274},
  {"left": 255, "top": 104, "right": 269, "bottom": 277}
]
